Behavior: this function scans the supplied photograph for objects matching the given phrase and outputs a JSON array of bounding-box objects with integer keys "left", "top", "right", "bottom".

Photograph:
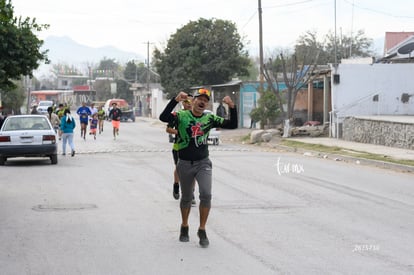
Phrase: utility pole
[
  {"left": 334, "top": 0, "right": 338, "bottom": 72},
  {"left": 255, "top": 0, "right": 265, "bottom": 129},
  {"left": 258, "top": 0, "right": 264, "bottom": 93},
  {"left": 143, "top": 41, "right": 153, "bottom": 118},
  {"left": 25, "top": 75, "right": 32, "bottom": 114},
  {"left": 144, "top": 41, "right": 154, "bottom": 92},
  {"left": 146, "top": 42, "right": 150, "bottom": 91},
  {"left": 134, "top": 60, "right": 138, "bottom": 83}
]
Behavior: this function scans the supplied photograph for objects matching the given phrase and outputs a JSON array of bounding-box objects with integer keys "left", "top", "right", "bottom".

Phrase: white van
[
  {"left": 103, "top": 99, "right": 135, "bottom": 122},
  {"left": 37, "top": 101, "right": 54, "bottom": 114}
]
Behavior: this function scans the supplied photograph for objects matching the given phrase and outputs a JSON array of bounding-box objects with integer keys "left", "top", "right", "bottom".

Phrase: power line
[
  {"left": 263, "top": 0, "right": 332, "bottom": 16},
  {"left": 342, "top": 0, "right": 414, "bottom": 19},
  {"left": 241, "top": 0, "right": 328, "bottom": 31},
  {"left": 241, "top": 11, "right": 257, "bottom": 30},
  {"left": 264, "top": 0, "right": 317, "bottom": 9}
]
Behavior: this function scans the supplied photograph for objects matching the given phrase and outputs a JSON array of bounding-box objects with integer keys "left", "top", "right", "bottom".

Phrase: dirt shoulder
[
  {"left": 219, "top": 128, "right": 414, "bottom": 173},
  {"left": 219, "top": 128, "right": 254, "bottom": 143}
]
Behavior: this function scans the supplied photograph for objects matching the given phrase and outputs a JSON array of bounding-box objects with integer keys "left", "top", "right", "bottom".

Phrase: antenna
[
  {"left": 349, "top": 0, "right": 355, "bottom": 57},
  {"left": 334, "top": 0, "right": 338, "bottom": 71}
]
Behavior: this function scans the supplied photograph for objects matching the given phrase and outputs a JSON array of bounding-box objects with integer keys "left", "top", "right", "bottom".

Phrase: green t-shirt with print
[{"left": 175, "top": 110, "right": 224, "bottom": 161}]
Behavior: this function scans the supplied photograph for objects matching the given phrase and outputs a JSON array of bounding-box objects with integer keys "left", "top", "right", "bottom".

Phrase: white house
[{"left": 330, "top": 62, "right": 414, "bottom": 118}]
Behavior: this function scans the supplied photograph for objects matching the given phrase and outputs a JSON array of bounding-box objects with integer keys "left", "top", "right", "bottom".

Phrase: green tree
[
  {"left": 294, "top": 30, "right": 327, "bottom": 64},
  {"left": 325, "top": 29, "right": 373, "bottom": 62},
  {"left": 115, "top": 79, "right": 133, "bottom": 104},
  {"left": 124, "top": 60, "right": 158, "bottom": 84},
  {"left": 124, "top": 61, "right": 138, "bottom": 82},
  {"left": 239, "top": 57, "right": 259, "bottom": 82},
  {"left": 295, "top": 29, "right": 373, "bottom": 65},
  {"left": 153, "top": 18, "right": 250, "bottom": 98},
  {"left": 92, "top": 58, "right": 120, "bottom": 101},
  {"left": 250, "top": 90, "right": 281, "bottom": 129},
  {"left": 263, "top": 52, "right": 319, "bottom": 127},
  {"left": 94, "top": 58, "right": 120, "bottom": 78},
  {"left": 93, "top": 78, "right": 112, "bottom": 101},
  {"left": 0, "top": 0, "right": 49, "bottom": 91},
  {"left": 1, "top": 80, "right": 26, "bottom": 114}
]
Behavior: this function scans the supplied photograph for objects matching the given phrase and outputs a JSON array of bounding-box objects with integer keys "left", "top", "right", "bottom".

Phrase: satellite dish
[{"left": 397, "top": 42, "right": 414, "bottom": 54}]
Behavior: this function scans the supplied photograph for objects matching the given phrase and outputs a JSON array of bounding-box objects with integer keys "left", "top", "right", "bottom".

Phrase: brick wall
[{"left": 343, "top": 117, "right": 414, "bottom": 149}]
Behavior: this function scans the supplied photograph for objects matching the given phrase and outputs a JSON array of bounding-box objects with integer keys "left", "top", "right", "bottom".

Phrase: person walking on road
[
  {"left": 31, "top": 105, "right": 39, "bottom": 114},
  {"left": 46, "top": 106, "right": 60, "bottom": 134},
  {"left": 159, "top": 88, "right": 238, "bottom": 248},
  {"left": 97, "top": 105, "right": 106, "bottom": 134},
  {"left": 60, "top": 109, "right": 76, "bottom": 157},
  {"left": 56, "top": 103, "right": 68, "bottom": 140},
  {"left": 89, "top": 103, "right": 98, "bottom": 116},
  {"left": 108, "top": 102, "right": 122, "bottom": 140},
  {"left": 76, "top": 102, "right": 91, "bottom": 140},
  {"left": 89, "top": 113, "right": 98, "bottom": 140},
  {"left": 216, "top": 102, "right": 227, "bottom": 118}
]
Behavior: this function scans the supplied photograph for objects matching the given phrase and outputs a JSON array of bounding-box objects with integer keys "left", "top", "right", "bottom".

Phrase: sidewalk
[{"left": 288, "top": 137, "right": 414, "bottom": 161}]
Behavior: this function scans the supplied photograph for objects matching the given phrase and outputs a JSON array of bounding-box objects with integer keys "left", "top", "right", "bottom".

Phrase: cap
[{"left": 193, "top": 88, "right": 211, "bottom": 101}]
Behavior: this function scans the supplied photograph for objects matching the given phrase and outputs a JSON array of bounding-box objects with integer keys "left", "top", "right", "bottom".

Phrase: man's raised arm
[{"left": 159, "top": 92, "right": 189, "bottom": 122}]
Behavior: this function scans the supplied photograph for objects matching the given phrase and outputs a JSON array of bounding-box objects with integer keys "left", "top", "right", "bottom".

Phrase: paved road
[{"left": 0, "top": 118, "right": 413, "bottom": 274}]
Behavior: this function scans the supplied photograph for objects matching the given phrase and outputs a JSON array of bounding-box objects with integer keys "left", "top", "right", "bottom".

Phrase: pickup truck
[{"left": 104, "top": 99, "right": 135, "bottom": 122}]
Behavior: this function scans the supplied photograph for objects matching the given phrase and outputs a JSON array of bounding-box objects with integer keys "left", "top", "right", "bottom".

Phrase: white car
[
  {"left": 208, "top": 127, "right": 221, "bottom": 145},
  {"left": 0, "top": 115, "right": 58, "bottom": 165},
  {"left": 203, "top": 110, "right": 221, "bottom": 145},
  {"left": 36, "top": 100, "right": 54, "bottom": 114}
]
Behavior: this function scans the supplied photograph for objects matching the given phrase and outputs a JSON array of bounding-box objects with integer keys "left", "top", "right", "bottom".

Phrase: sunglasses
[
  {"left": 183, "top": 100, "right": 192, "bottom": 104},
  {"left": 198, "top": 88, "right": 211, "bottom": 97}
]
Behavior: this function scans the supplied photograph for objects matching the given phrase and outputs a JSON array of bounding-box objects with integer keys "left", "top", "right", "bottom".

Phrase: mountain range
[
  {"left": 34, "top": 35, "right": 385, "bottom": 79},
  {"left": 34, "top": 36, "right": 144, "bottom": 78}
]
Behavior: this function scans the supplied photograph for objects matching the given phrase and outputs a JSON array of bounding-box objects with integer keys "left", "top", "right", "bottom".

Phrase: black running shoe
[
  {"left": 197, "top": 229, "right": 209, "bottom": 248},
  {"left": 71, "top": 150, "right": 75, "bottom": 157},
  {"left": 173, "top": 183, "right": 180, "bottom": 200},
  {"left": 179, "top": 226, "right": 189, "bottom": 242}
]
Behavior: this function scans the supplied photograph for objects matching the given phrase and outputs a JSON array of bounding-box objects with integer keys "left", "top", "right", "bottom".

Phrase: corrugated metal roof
[{"left": 190, "top": 80, "right": 242, "bottom": 90}]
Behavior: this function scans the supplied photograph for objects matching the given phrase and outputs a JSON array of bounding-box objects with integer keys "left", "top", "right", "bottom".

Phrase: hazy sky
[{"left": 11, "top": 0, "right": 414, "bottom": 58}]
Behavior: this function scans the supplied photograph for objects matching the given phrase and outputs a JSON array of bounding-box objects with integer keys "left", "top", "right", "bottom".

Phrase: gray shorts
[{"left": 177, "top": 158, "right": 212, "bottom": 208}]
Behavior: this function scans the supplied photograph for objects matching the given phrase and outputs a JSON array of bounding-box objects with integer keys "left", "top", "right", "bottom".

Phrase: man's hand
[
  {"left": 222, "top": 96, "right": 235, "bottom": 108},
  {"left": 175, "top": 91, "right": 189, "bottom": 102}
]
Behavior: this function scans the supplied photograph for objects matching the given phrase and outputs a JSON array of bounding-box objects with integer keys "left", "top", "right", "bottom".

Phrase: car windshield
[
  {"left": 39, "top": 102, "right": 53, "bottom": 106},
  {"left": 2, "top": 116, "right": 51, "bottom": 131},
  {"left": 112, "top": 101, "right": 128, "bottom": 107}
]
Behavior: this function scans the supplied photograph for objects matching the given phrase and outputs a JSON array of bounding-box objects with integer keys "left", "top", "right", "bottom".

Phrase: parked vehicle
[
  {"left": 0, "top": 115, "right": 58, "bottom": 165},
  {"left": 203, "top": 110, "right": 221, "bottom": 145},
  {"left": 104, "top": 99, "right": 135, "bottom": 122},
  {"left": 36, "top": 100, "right": 54, "bottom": 114}
]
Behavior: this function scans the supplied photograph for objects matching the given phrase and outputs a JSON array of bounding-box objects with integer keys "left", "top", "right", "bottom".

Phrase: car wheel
[
  {"left": 213, "top": 138, "right": 219, "bottom": 145},
  {"left": 50, "top": 154, "right": 58, "bottom": 165},
  {"left": 0, "top": 156, "right": 6, "bottom": 165}
]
